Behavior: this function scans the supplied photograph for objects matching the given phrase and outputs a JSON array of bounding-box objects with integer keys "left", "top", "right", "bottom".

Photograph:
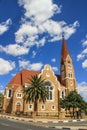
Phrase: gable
[{"left": 39, "top": 64, "right": 60, "bottom": 90}]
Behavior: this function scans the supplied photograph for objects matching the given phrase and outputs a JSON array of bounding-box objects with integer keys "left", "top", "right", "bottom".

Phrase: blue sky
[{"left": 0, "top": 0, "right": 87, "bottom": 101}]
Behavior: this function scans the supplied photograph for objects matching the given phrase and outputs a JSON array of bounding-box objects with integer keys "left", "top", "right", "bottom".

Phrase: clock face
[{"left": 46, "top": 72, "right": 50, "bottom": 77}]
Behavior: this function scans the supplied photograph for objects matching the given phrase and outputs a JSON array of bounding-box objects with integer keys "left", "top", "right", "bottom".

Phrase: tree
[
  {"left": 59, "top": 91, "right": 86, "bottom": 118},
  {"left": 0, "top": 93, "right": 3, "bottom": 111},
  {"left": 23, "top": 75, "right": 49, "bottom": 116}
]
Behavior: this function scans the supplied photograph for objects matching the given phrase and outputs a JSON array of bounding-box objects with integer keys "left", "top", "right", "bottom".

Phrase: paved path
[
  {"left": 0, "top": 117, "right": 55, "bottom": 130},
  {"left": 0, "top": 114, "right": 87, "bottom": 130}
]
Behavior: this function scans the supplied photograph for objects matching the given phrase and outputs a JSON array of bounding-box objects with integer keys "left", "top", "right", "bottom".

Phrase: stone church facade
[{"left": 2, "top": 36, "right": 76, "bottom": 117}]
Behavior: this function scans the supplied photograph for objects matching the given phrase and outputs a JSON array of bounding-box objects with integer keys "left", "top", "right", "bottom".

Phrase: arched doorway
[{"left": 16, "top": 102, "right": 21, "bottom": 112}]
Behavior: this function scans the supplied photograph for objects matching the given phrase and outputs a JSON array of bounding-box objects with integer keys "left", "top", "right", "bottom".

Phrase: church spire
[
  {"left": 60, "top": 34, "right": 76, "bottom": 92},
  {"left": 61, "top": 35, "right": 70, "bottom": 60}
]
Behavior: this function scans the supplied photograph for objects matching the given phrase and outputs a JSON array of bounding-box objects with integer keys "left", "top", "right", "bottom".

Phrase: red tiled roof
[
  {"left": 13, "top": 85, "right": 19, "bottom": 91},
  {"left": 21, "top": 69, "right": 40, "bottom": 84},
  {"left": 8, "top": 70, "right": 63, "bottom": 90},
  {"left": 61, "top": 36, "right": 70, "bottom": 60},
  {"left": 8, "top": 73, "right": 21, "bottom": 85}
]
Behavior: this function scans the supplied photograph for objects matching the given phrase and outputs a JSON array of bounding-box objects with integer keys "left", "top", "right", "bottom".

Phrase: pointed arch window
[
  {"left": 68, "top": 71, "right": 72, "bottom": 78},
  {"left": 45, "top": 81, "right": 54, "bottom": 101},
  {"left": 62, "top": 91, "right": 65, "bottom": 99}
]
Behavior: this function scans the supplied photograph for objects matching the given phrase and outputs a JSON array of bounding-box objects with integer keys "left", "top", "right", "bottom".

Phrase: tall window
[
  {"left": 8, "top": 89, "right": 12, "bottom": 98},
  {"left": 45, "top": 81, "right": 54, "bottom": 101},
  {"left": 68, "top": 71, "right": 72, "bottom": 78},
  {"left": 62, "top": 91, "right": 65, "bottom": 99}
]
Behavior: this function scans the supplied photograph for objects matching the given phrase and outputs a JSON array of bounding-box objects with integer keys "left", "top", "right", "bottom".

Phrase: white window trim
[
  {"left": 28, "top": 104, "right": 33, "bottom": 110},
  {"left": 45, "top": 81, "right": 54, "bottom": 102},
  {"left": 16, "top": 93, "right": 22, "bottom": 99},
  {"left": 7, "top": 89, "right": 12, "bottom": 99},
  {"left": 41, "top": 104, "right": 45, "bottom": 110},
  {"left": 51, "top": 105, "right": 56, "bottom": 110},
  {"left": 61, "top": 90, "right": 65, "bottom": 99}
]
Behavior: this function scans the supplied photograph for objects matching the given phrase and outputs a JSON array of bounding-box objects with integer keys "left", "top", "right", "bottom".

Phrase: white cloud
[
  {"left": 19, "top": 60, "right": 30, "bottom": 69},
  {"left": 52, "top": 66, "right": 58, "bottom": 72},
  {"left": 0, "top": 18, "right": 12, "bottom": 35},
  {"left": 0, "top": 90, "right": 4, "bottom": 94},
  {"left": 15, "top": 19, "right": 79, "bottom": 49},
  {"left": 0, "top": 0, "right": 79, "bottom": 57},
  {"left": 51, "top": 58, "right": 56, "bottom": 62},
  {"left": 0, "top": 85, "right": 5, "bottom": 94},
  {"left": 77, "top": 35, "right": 87, "bottom": 61},
  {"left": 32, "top": 51, "right": 37, "bottom": 58},
  {"left": 41, "top": 20, "right": 62, "bottom": 36},
  {"left": 77, "top": 47, "right": 87, "bottom": 60},
  {"left": 16, "top": 0, "right": 79, "bottom": 46},
  {"left": 29, "top": 63, "right": 43, "bottom": 71},
  {"left": 15, "top": 23, "right": 38, "bottom": 43},
  {"left": 62, "top": 21, "right": 79, "bottom": 40},
  {"left": 19, "top": 60, "right": 43, "bottom": 71},
  {"left": 77, "top": 54, "right": 85, "bottom": 61},
  {"left": 36, "top": 37, "right": 46, "bottom": 47},
  {"left": 82, "top": 59, "right": 87, "bottom": 68},
  {"left": 0, "top": 58, "right": 15, "bottom": 75},
  {"left": 82, "top": 40, "right": 87, "bottom": 46},
  {"left": 0, "top": 44, "right": 29, "bottom": 56},
  {"left": 39, "top": 20, "right": 79, "bottom": 42},
  {"left": 81, "top": 35, "right": 87, "bottom": 47},
  {"left": 18, "top": 0, "right": 61, "bottom": 24},
  {"left": 77, "top": 82, "right": 87, "bottom": 101},
  {"left": 77, "top": 48, "right": 87, "bottom": 61}
]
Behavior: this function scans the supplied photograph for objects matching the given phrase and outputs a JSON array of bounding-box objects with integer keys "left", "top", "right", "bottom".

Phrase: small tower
[{"left": 60, "top": 35, "right": 76, "bottom": 94}]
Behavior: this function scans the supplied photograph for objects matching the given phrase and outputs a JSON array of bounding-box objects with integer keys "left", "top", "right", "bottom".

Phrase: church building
[{"left": 2, "top": 36, "right": 76, "bottom": 117}]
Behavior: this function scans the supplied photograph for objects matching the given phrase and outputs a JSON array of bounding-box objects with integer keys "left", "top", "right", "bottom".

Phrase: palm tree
[{"left": 23, "top": 75, "right": 49, "bottom": 117}]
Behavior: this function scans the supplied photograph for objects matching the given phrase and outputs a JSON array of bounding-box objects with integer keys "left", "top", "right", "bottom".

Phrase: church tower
[{"left": 60, "top": 35, "right": 76, "bottom": 94}]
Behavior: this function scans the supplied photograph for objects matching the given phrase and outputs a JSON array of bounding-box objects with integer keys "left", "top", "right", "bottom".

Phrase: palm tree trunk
[{"left": 33, "top": 100, "right": 38, "bottom": 118}]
